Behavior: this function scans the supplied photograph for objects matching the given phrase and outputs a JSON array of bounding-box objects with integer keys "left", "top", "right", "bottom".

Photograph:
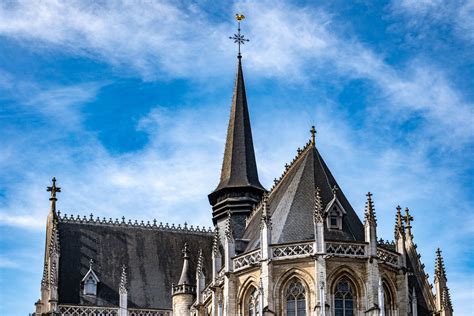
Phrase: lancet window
[
  {"left": 383, "top": 282, "right": 394, "bottom": 316},
  {"left": 285, "top": 278, "right": 306, "bottom": 316},
  {"left": 334, "top": 278, "right": 355, "bottom": 316}
]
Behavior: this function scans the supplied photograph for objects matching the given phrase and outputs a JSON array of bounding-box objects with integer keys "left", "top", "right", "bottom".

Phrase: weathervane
[{"left": 229, "top": 14, "right": 249, "bottom": 58}]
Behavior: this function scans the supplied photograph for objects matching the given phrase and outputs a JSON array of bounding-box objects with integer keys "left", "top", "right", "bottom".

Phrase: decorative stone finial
[
  {"left": 404, "top": 207, "right": 413, "bottom": 237},
  {"left": 89, "top": 258, "right": 94, "bottom": 270},
  {"left": 119, "top": 265, "right": 128, "bottom": 294},
  {"left": 224, "top": 212, "right": 233, "bottom": 241},
  {"left": 364, "top": 192, "right": 376, "bottom": 225},
  {"left": 182, "top": 242, "right": 190, "bottom": 259},
  {"left": 260, "top": 193, "right": 271, "bottom": 229},
  {"left": 310, "top": 125, "right": 317, "bottom": 145},
  {"left": 435, "top": 248, "right": 447, "bottom": 281},
  {"left": 229, "top": 13, "right": 249, "bottom": 58},
  {"left": 331, "top": 185, "right": 339, "bottom": 197},
  {"left": 314, "top": 187, "right": 324, "bottom": 223},
  {"left": 394, "top": 205, "right": 405, "bottom": 239},
  {"left": 47, "top": 177, "right": 61, "bottom": 201},
  {"left": 196, "top": 249, "right": 204, "bottom": 276},
  {"left": 212, "top": 227, "right": 220, "bottom": 256}
]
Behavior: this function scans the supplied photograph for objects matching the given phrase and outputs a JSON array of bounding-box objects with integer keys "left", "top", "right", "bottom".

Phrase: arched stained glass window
[
  {"left": 334, "top": 278, "right": 355, "bottom": 316},
  {"left": 286, "top": 278, "right": 306, "bottom": 316},
  {"left": 248, "top": 287, "right": 260, "bottom": 316}
]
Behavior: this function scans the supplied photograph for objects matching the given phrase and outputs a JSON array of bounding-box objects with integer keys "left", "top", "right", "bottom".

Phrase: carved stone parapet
[
  {"left": 326, "top": 242, "right": 367, "bottom": 257},
  {"left": 272, "top": 241, "right": 314, "bottom": 259},
  {"left": 233, "top": 249, "right": 261, "bottom": 271}
]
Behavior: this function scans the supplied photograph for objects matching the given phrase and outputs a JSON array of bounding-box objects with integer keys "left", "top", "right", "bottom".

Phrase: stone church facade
[{"left": 33, "top": 54, "right": 453, "bottom": 316}]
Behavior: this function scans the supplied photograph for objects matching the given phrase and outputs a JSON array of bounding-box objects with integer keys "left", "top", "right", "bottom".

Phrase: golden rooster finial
[{"left": 236, "top": 14, "right": 245, "bottom": 21}]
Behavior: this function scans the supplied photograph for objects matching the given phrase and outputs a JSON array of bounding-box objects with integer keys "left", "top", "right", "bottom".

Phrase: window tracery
[
  {"left": 334, "top": 278, "right": 355, "bottom": 316},
  {"left": 247, "top": 287, "right": 260, "bottom": 316},
  {"left": 285, "top": 278, "right": 306, "bottom": 316}
]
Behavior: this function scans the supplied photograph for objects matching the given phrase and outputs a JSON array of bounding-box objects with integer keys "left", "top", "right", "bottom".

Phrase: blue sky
[{"left": 0, "top": 0, "right": 473, "bottom": 314}]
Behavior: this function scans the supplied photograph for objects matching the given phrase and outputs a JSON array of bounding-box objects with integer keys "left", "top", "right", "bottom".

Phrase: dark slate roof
[
  {"left": 243, "top": 142, "right": 364, "bottom": 250},
  {"left": 57, "top": 219, "right": 213, "bottom": 309},
  {"left": 211, "top": 57, "right": 264, "bottom": 194}
]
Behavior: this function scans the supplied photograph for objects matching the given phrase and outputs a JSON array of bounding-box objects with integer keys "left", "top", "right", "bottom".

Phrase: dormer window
[
  {"left": 327, "top": 206, "right": 343, "bottom": 230},
  {"left": 324, "top": 196, "right": 346, "bottom": 231},
  {"left": 82, "top": 260, "right": 100, "bottom": 296}
]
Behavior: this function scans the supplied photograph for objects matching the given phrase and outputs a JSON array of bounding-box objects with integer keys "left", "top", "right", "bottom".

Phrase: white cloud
[{"left": 0, "top": 1, "right": 472, "bottom": 314}]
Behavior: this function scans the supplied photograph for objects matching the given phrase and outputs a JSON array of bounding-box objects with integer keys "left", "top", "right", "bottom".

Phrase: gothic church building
[{"left": 34, "top": 54, "right": 453, "bottom": 316}]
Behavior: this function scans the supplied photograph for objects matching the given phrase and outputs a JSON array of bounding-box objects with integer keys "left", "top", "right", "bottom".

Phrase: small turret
[{"left": 172, "top": 243, "right": 196, "bottom": 316}]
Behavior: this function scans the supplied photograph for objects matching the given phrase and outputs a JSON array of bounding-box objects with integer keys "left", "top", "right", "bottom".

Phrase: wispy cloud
[{"left": 0, "top": 1, "right": 472, "bottom": 314}]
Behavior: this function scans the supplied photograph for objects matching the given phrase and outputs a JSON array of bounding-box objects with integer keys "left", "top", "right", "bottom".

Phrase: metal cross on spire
[
  {"left": 229, "top": 14, "right": 249, "bottom": 58},
  {"left": 47, "top": 177, "right": 61, "bottom": 201}
]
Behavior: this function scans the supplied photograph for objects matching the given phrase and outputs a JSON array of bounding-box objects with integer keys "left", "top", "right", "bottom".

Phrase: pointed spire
[
  {"left": 394, "top": 205, "right": 404, "bottom": 239},
  {"left": 178, "top": 243, "right": 192, "bottom": 285},
  {"left": 119, "top": 265, "right": 128, "bottom": 294},
  {"left": 210, "top": 57, "right": 264, "bottom": 198},
  {"left": 364, "top": 192, "right": 376, "bottom": 225},
  {"left": 435, "top": 248, "right": 447, "bottom": 281},
  {"left": 217, "top": 57, "right": 263, "bottom": 191},
  {"left": 314, "top": 187, "right": 324, "bottom": 223}
]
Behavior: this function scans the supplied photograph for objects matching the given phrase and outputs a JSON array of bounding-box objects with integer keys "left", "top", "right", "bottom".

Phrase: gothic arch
[
  {"left": 274, "top": 268, "right": 314, "bottom": 315},
  {"left": 238, "top": 276, "right": 260, "bottom": 316},
  {"left": 327, "top": 265, "right": 367, "bottom": 311},
  {"left": 381, "top": 276, "right": 397, "bottom": 315}
]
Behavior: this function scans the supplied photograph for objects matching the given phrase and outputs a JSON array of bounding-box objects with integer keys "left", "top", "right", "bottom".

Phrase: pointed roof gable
[
  {"left": 212, "top": 57, "right": 264, "bottom": 194},
  {"left": 243, "top": 141, "right": 364, "bottom": 250}
]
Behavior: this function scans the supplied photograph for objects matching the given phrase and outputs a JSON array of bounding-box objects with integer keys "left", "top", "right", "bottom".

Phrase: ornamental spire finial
[
  {"left": 310, "top": 125, "right": 317, "bottom": 145},
  {"left": 404, "top": 207, "right": 413, "bottom": 237},
  {"left": 394, "top": 205, "right": 404, "bottom": 239},
  {"left": 182, "top": 242, "right": 190, "bottom": 259},
  {"left": 47, "top": 178, "right": 61, "bottom": 214},
  {"left": 229, "top": 13, "right": 249, "bottom": 58},
  {"left": 364, "top": 192, "right": 376, "bottom": 225},
  {"left": 435, "top": 248, "right": 447, "bottom": 280}
]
